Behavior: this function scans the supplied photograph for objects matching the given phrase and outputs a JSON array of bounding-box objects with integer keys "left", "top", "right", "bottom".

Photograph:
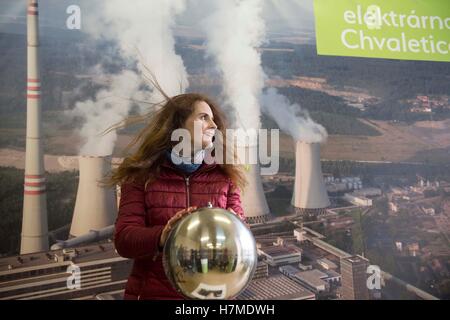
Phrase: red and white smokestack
[{"left": 20, "top": 0, "right": 49, "bottom": 254}]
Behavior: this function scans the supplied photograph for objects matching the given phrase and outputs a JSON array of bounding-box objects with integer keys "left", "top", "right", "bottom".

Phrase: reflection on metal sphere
[{"left": 163, "top": 207, "right": 257, "bottom": 299}]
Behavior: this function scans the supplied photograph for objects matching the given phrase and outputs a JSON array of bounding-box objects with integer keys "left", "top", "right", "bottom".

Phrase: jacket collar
[{"left": 160, "top": 156, "right": 218, "bottom": 176}]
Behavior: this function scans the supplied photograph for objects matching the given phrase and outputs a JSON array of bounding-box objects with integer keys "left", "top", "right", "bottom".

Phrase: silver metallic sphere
[{"left": 163, "top": 207, "right": 257, "bottom": 300}]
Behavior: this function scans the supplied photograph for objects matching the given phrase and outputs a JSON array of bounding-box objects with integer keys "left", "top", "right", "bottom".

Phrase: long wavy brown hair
[{"left": 104, "top": 91, "right": 247, "bottom": 191}]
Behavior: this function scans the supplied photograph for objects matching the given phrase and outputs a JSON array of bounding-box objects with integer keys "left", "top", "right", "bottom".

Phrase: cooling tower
[
  {"left": 237, "top": 142, "right": 270, "bottom": 224},
  {"left": 69, "top": 156, "right": 117, "bottom": 237},
  {"left": 291, "top": 141, "right": 330, "bottom": 215},
  {"left": 21, "top": 0, "right": 49, "bottom": 254}
]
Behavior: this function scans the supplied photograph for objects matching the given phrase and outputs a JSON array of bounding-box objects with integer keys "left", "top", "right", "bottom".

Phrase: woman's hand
[
  {"left": 227, "top": 207, "right": 250, "bottom": 229},
  {"left": 159, "top": 206, "right": 197, "bottom": 248}
]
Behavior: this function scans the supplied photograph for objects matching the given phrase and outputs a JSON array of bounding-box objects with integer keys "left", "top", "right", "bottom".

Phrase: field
[
  {"left": 1, "top": 110, "right": 449, "bottom": 170},
  {"left": 277, "top": 119, "right": 450, "bottom": 164}
]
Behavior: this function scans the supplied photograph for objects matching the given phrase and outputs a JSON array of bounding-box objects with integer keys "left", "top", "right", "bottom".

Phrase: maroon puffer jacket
[{"left": 114, "top": 157, "right": 245, "bottom": 300}]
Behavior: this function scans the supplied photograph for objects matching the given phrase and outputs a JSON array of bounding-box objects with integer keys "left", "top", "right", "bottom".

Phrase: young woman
[{"left": 107, "top": 92, "right": 247, "bottom": 299}]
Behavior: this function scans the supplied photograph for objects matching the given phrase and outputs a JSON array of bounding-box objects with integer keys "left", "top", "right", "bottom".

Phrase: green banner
[{"left": 314, "top": 0, "right": 450, "bottom": 62}]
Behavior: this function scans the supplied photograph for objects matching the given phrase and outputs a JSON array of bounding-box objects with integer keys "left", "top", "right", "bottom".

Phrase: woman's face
[{"left": 183, "top": 101, "right": 217, "bottom": 151}]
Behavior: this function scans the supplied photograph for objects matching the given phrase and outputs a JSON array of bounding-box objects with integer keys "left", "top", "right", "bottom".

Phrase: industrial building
[
  {"left": 340, "top": 255, "right": 370, "bottom": 300},
  {"left": 343, "top": 193, "right": 373, "bottom": 207},
  {"left": 237, "top": 275, "right": 316, "bottom": 300},
  {"left": 257, "top": 245, "right": 302, "bottom": 266},
  {"left": 317, "top": 258, "right": 338, "bottom": 270},
  {"left": 0, "top": 242, "right": 131, "bottom": 300},
  {"left": 279, "top": 266, "right": 334, "bottom": 294}
]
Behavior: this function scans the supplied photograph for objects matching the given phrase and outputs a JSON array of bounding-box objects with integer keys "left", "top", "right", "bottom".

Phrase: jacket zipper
[
  {"left": 185, "top": 176, "right": 190, "bottom": 208},
  {"left": 152, "top": 167, "right": 212, "bottom": 262},
  {"left": 153, "top": 175, "right": 191, "bottom": 263}
]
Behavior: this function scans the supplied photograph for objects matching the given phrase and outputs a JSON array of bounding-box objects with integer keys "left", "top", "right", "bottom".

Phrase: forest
[{"left": 0, "top": 167, "right": 78, "bottom": 256}]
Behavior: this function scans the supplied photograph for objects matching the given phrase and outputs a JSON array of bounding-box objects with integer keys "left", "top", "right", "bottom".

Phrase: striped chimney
[{"left": 20, "top": 0, "right": 49, "bottom": 254}]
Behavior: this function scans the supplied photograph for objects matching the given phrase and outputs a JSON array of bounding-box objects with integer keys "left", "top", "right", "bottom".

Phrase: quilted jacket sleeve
[
  {"left": 114, "top": 181, "right": 164, "bottom": 259},
  {"left": 226, "top": 180, "right": 246, "bottom": 222}
]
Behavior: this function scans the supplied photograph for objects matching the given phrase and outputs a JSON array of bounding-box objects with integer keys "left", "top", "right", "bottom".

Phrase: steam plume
[{"left": 71, "top": 0, "right": 188, "bottom": 156}]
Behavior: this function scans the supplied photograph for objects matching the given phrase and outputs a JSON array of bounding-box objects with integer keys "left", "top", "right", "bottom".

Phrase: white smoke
[
  {"left": 72, "top": 0, "right": 188, "bottom": 156},
  {"left": 83, "top": 0, "right": 189, "bottom": 97},
  {"left": 203, "top": 0, "right": 266, "bottom": 130},
  {"left": 262, "top": 88, "right": 327, "bottom": 143},
  {"left": 69, "top": 70, "right": 148, "bottom": 156},
  {"left": 201, "top": 0, "right": 326, "bottom": 143},
  {"left": 71, "top": 0, "right": 325, "bottom": 156}
]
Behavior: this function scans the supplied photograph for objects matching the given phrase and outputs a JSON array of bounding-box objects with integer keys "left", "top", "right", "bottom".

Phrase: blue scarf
[{"left": 165, "top": 149, "right": 203, "bottom": 174}]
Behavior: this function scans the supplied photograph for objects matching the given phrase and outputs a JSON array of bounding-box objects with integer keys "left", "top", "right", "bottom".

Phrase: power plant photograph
[{"left": 0, "top": 0, "right": 449, "bottom": 311}]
